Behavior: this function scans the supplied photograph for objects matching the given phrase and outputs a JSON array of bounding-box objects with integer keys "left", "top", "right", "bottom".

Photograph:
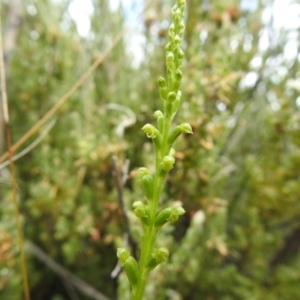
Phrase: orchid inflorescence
[{"left": 117, "top": 1, "right": 191, "bottom": 299}]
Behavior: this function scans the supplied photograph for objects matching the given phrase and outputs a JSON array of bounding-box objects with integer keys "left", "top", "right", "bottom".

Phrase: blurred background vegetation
[{"left": 1, "top": 0, "right": 300, "bottom": 299}]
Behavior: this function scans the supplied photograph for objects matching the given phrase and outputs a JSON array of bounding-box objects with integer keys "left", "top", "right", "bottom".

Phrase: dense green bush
[{"left": 1, "top": 0, "right": 300, "bottom": 299}]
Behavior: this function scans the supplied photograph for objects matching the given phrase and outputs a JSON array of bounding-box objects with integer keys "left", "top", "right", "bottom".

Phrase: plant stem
[
  {"left": 131, "top": 116, "right": 172, "bottom": 300},
  {"left": 119, "top": 2, "right": 188, "bottom": 299}
]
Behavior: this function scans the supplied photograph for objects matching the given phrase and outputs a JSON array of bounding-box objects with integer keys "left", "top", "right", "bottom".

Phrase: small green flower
[
  {"left": 167, "top": 92, "right": 177, "bottom": 103},
  {"left": 179, "top": 123, "right": 193, "bottom": 134},
  {"left": 137, "top": 167, "right": 150, "bottom": 178},
  {"left": 142, "top": 124, "right": 158, "bottom": 139},
  {"left": 168, "top": 123, "right": 193, "bottom": 145},
  {"left": 174, "top": 35, "right": 181, "bottom": 44},
  {"left": 154, "top": 206, "right": 185, "bottom": 229},
  {"left": 157, "top": 77, "right": 166, "bottom": 88},
  {"left": 147, "top": 247, "right": 169, "bottom": 270},
  {"left": 165, "top": 42, "right": 172, "bottom": 52},
  {"left": 160, "top": 155, "right": 175, "bottom": 172},
  {"left": 177, "top": 0, "right": 186, "bottom": 7},
  {"left": 142, "top": 124, "right": 162, "bottom": 149},
  {"left": 152, "top": 247, "right": 169, "bottom": 263},
  {"left": 137, "top": 168, "right": 154, "bottom": 200},
  {"left": 153, "top": 110, "right": 163, "bottom": 118},
  {"left": 117, "top": 248, "right": 130, "bottom": 266},
  {"left": 158, "top": 77, "right": 168, "bottom": 100},
  {"left": 166, "top": 53, "right": 175, "bottom": 70},
  {"left": 168, "top": 206, "right": 186, "bottom": 222},
  {"left": 175, "top": 69, "right": 182, "bottom": 81},
  {"left": 133, "top": 201, "right": 149, "bottom": 218}
]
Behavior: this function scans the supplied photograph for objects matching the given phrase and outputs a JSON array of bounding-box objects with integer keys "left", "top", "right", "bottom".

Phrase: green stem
[
  {"left": 127, "top": 2, "right": 187, "bottom": 298},
  {"left": 131, "top": 115, "right": 173, "bottom": 300},
  {"left": 131, "top": 178, "right": 164, "bottom": 300}
]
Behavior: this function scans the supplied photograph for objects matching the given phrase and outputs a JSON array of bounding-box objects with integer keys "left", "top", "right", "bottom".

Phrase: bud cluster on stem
[{"left": 117, "top": 1, "right": 192, "bottom": 299}]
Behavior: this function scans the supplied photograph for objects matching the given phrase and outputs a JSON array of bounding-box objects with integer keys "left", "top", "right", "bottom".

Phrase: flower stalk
[{"left": 117, "top": 1, "right": 192, "bottom": 299}]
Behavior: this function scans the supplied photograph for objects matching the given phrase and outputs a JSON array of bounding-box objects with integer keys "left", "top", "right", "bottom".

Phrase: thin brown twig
[
  {"left": 0, "top": 0, "right": 153, "bottom": 165},
  {"left": 0, "top": 29, "right": 125, "bottom": 164},
  {"left": 62, "top": 280, "right": 81, "bottom": 300},
  {"left": 25, "top": 241, "right": 110, "bottom": 300},
  {"left": 111, "top": 156, "right": 138, "bottom": 259},
  {"left": 0, "top": 118, "right": 56, "bottom": 170},
  {"left": 0, "top": 2, "right": 30, "bottom": 300}
]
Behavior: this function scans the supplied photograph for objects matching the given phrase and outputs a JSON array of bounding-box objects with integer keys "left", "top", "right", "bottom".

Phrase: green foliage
[{"left": 1, "top": 0, "right": 300, "bottom": 299}]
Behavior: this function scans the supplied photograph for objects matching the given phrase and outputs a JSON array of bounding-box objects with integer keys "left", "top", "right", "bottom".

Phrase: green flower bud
[
  {"left": 158, "top": 77, "right": 166, "bottom": 89},
  {"left": 169, "top": 24, "right": 175, "bottom": 37},
  {"left": 133, "top": 201, "right": 149, "bottom": 218},
  {"left": 178, "top": 49, "right": 184, "bottom": 59},
  {"left": 179, "top": 123, "right": 193, "bottom": 134},
  {"left": 168, "top": 123, "right": 192, "bottom": 145},
  {"left": 124, "top": 256, "right": 139, "bottom": 286},
  {"left": 137, "top": 168, "right": 154, "bottom": 200},
  {"left": 167, "top": 52, "right": 174, "bottom": 62},
  {"left": 167, "top": 92, "right": 177, "bottom": 103},
  {"left": 176, "top": 50, "right": 184, "bottom": 69},
  {"left": 154, "top": 207, "right": 172, "bottom": 228},
  {"left": 158, "top": 78, "right": 168, "bottom": 100},
  {"left": 174, "top": 14, "right": 182, "bottom": 26},
  {"left": 175, "top": 69, "right": 182, "bottom": 81},
  {"left": 117, "top": 248, "right": 130, "bottom": 266},
  {"left": 147, "top": 247, "right": 169, "bottom": 270},
  {"left": 166, "top": 53, "right": 175, "bottom": 70},
  {"left": 153, "top": 110, "right": 163, "bottom": 118},
  {"left": 159, "top": 86, "right": 168, "bottom": 101},
  {"left": 160, "top": 155, "right": 175, "bottom": 172},
  {"left": 177, "top": 0, "right": 186, "bottom": 6},
  {"left": 178, "top": 30, "right": 184, "bottom": 39},
  {"left": 142, "top": 124, "right": 157, "bottom": 139},
  {"left": 176, "top": 60, "right": 183, "bottom": 70},
  {"left": 178, "top": 22, "right": 185, "bottom": 32},
  {"left": 169, "top": 29, "right": 175, "bottom": 39},
  {"left": 174, "top": 35, "right": 181, "bottom": 44},
  {"left": 154, "top": 110, "right": 165, "bottom": 132},
  {"left": 171, "top": 91, "right": 181, "bottom": 114},
  {"left": 137, "top": 167, "right": 150, "bottom": 178},
  {"left": 177, "top": 0, "right": 186, "bottom": 12},
  {"left": 155, "top": 206, "right": 185, "bottom": 228},
  {"left": 172, "top": 81, "right": 180, "bottom": 91},
  {"left": 142, "top": 174, "right": 154, "bottom": 200},
  {"left": 172, "top": 5, "right": 178, "bottom": 15},
  {"left": 175, "top": 8, "right": 181, "bottom": 16},
  {"left": 168, "top": 206, "right": 185, "bottom": 222},
  {"left": 142, "top": 124, "right": 162, "bottom": 149},
  {"left": 172, "top": 69, "right": 182, "bottom": 90},
  {"left": 152, "top": 247, "right": 169, "bottom": 263},
  {"left": 167, "top": 68, "right": 174, "bottom": 86},
  {"left": 165, "top": 42, "right": 172, "bottom": 52}
]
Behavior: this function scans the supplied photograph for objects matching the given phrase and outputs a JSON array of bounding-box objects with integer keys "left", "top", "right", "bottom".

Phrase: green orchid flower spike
[{"left": 117, "top": 1, "right": 192, "bottom": 299}]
